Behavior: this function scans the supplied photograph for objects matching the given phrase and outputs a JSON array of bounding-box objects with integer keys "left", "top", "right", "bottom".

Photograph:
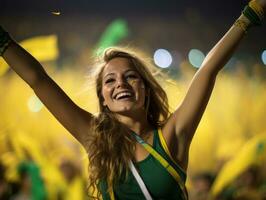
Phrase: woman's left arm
[{"left": 169, "top": 0, "right": 265, "bottom": 147}]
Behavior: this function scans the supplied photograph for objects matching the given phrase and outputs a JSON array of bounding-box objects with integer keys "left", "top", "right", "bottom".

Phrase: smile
[{"left": 114, "top": 91, "right": 134, "bottom": 100}]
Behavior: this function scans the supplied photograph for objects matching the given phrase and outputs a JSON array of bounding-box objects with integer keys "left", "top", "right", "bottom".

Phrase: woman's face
[{"left": 101, "top": 57, "right": 146, "bottom": 115}]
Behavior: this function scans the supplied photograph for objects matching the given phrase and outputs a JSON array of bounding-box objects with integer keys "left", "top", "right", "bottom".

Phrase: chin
[
  {"left": 109, "top": 101, "right": 145, "bottom": 115},
  {"left": 116, "top": 107, "right": 134, "bottom": 113},
  {"left": 114, "top": 106, "right": 144, "bottom": 116}
]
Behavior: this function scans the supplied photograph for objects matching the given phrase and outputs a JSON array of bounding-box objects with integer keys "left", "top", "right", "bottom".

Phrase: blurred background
[{"left": 0, "top": 0, "right": 266, "bottom": 199}]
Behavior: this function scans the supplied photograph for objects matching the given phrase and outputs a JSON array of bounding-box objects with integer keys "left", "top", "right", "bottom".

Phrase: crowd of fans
[
  {"left": 0, "top": 66, "right": 266, "bottom": 199},
  {"left": 1, "top": 13, "right": 266, "bottom": 200}
]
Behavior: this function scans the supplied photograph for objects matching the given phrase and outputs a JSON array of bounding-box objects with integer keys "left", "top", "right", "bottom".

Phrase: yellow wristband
[{"left": 234, "top": 19, "right": 249, "bottom": 34}]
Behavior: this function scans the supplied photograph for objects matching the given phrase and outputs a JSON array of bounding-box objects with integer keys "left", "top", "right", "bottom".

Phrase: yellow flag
[
  {"left": 0, "top": 58, "right": 9, "bottom": 76},
  {"left": 211, "top": 133, "right": 266, "bottom": 197},
  {"left": 0, "top": 35, "right": 59, "bottom": 76}
]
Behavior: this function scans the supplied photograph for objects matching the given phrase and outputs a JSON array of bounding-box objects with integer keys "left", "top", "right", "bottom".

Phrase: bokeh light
[
  {"left": 153, "top": 49, "right": 173, "bottom": 68},
  {"left": 27, "top": 95, "right": 43, "bottom": 113},
  {"left": 261, "top": 50, "right": 266, "bottom": 65},
  {"left": 188, "top": 49, "right": 205, "bottom": 68}
]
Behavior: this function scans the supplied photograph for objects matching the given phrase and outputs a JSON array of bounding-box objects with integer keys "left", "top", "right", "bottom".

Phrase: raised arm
[
  {"left": 0, "top": 27, "right": 94, "bottom": 145},
  {"left": 173, "top": 14, "right": 250, "bottom": 139},
  {"left": 163, "top": 0, "right": 265, "bottom": 168}
]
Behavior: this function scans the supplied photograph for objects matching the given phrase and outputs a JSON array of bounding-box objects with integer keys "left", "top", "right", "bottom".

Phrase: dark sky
[
  {"left": 1, "top": 0, "right": 264, "bottom": 62},
  {"left": 0, "top": 0, "right": 243, "bottom": 18}
]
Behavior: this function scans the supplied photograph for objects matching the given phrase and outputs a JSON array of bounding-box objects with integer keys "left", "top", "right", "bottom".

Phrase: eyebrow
[{"left": 103, "top": 69, "right": 137, "bottom": 79}]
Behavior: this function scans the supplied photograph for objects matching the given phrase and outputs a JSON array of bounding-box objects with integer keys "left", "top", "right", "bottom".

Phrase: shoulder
[{"left": 160, "top": 114, "right": 190, "bottom": 170}]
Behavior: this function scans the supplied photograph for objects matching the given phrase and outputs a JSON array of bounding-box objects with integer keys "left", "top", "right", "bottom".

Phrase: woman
[{"left": 0, "top": 0, "right": 265, "bottom": 199}]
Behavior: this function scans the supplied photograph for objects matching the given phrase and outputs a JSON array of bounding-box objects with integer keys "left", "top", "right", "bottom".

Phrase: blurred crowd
[
  {"left": 0, "top": 65, "right": 266, "bottom": 199},
  {"left": 189, "top": 166, "right": 266, "bottom": 200},
  {"left": 1, "top": 12, "right": 266, "bottom": 200},
  {"left": 1, "top": 158, "right": 266, "bottom": 199},
  {"left": 0, "top": 159, "right": 87, "bottom": 200}
]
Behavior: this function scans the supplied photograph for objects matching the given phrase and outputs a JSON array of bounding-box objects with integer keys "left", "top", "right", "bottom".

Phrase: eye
[
  {"left": 105, "top": 78, "right": 115, "bottom": 84},
  {"left": 126, "top": 74, "right": 138, "bottom": 79}
]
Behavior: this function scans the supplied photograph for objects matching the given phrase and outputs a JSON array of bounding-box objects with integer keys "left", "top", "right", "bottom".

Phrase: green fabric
[
  {"left": 18, "top": 161, "right": 47, "bottom": 200},
  {"left": 99, "top": 129, "right": 187, "bottom": 200}
]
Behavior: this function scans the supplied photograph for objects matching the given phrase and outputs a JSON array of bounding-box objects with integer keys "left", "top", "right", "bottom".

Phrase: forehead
[{"left": 102, "top": 57, "right": 137, "bottom": 77}]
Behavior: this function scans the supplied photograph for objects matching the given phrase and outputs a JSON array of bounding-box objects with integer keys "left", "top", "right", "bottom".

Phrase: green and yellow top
[{"left": 99, "top": 129, "right": 187, "bottom": 200}]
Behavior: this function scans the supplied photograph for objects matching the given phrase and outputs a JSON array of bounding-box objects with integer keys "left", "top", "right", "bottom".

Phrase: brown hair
[{"left": 86, "top": 47, "right": 170, "bottom": 199}]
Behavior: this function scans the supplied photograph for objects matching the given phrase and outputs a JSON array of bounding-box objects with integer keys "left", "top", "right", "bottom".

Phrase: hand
[{"left": 255, "top": 0, "right": 266, "bottom": 11}]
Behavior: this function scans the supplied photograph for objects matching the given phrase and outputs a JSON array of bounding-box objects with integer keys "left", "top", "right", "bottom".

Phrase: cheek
[
  {"left": 132, "top": 81, "right": 146, "bottom": 101},
  {"left": 128, "top": 79, "right": 145, "bottom": 90},
  {"left": 101, "top": 86, "right": 113, "bottom": 101}
]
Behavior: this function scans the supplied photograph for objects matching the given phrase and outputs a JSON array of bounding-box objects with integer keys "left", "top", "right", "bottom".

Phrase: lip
[{"left": 113, "top": 90, "right": 134, "bottom": 100}]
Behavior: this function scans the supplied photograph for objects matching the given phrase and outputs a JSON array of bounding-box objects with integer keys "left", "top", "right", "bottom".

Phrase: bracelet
[
  {"left": 234, "top": 19, "right": 249, "bottom": 34},
  {"left": 242, "top": 5, "right": 263, "bottom": 26},
  {"left": 249, "top": 0, "right": 264, "bottom": 20},
  {"left": 0, "top": 26, "right": 12, "bottom": 56}
]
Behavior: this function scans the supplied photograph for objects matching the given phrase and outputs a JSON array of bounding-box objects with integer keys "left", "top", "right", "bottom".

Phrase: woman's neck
[{"left": 115, "top": 113, "right": 153, "bottom": 136}]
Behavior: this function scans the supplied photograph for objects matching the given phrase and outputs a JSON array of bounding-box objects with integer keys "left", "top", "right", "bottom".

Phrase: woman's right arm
[{"left": 1, "top": 27, "right": 94, "bottom": 145}]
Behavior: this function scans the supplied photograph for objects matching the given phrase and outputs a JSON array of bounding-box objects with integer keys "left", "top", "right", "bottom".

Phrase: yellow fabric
[
  {"left": 158, "top": 128, "right": 187, "bottom": 175},
  {"left": 158, "top": 129, "right": 178, "bottom": 165},
  {"left": 210, "top": 134, "right": 266, "bottom": 197},
  {"left": 19, "top": 35, "right": 59, "bottom": 61},
  {"left": 64, "top": 177, "right": 85, "bottom": 200},
  {"left": 0, "top": 35, "right": 59, "bottom": 76},
  {"left": 234, "top": 19, "right": 248, "bottom": 34},
  {"left": 110, "top": 188, "right": 115, "bottom": 200}
]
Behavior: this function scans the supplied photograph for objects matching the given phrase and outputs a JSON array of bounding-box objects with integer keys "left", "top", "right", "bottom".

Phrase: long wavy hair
[{"left": 86, "top": 47, "right": 170, "bottom": 199}]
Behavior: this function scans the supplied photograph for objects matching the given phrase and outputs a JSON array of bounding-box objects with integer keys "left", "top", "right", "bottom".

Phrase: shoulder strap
[
  {"left": 158, "top": 128, "right": 176, "bottom": 163},
  {"left": 109, "top": 161, "right": 153, "bottom": 200},
  {"left": 158, "top": 128, "right": 186, "bottom": 175},
  {"left": 129, "top": 160, "right": 153, "bottom": 200},
  {"left": 132, "top": 130, "right": 188, "bottom": 200}
]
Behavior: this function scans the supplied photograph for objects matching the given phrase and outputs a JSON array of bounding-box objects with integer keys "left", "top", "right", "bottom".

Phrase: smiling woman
[
  {"left": 87, "top": 47, "right": 176, "bottom": 199},
  {"left": 0, "top": 0, "right": 265, "bottom": 199}
]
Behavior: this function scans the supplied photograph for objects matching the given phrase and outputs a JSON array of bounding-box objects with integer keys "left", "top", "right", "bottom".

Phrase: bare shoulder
[
  {"left": 161, "top": 113, "right": 189, "bottom": 170},
  {"left": 161, "top": 114, "right": 180, "bottom": 158},
  {"left": 161, "top": 113, "right": 177, "bottom": 144}
]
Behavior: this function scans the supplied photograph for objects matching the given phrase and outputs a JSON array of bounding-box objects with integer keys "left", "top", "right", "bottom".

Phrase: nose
[{"left": 116, "top": 76, "right": 128, "bottom": 88}]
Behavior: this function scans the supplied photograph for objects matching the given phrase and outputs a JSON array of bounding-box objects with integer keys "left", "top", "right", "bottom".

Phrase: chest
[
  {"left": 134, "top": 132, "right": 154, "bottom": 162},
  {"left": 115, "top": 157, "right": 182, "bottom": 199}
]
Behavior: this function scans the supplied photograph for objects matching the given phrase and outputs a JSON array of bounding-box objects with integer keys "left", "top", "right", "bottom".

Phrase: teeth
[{"left": 116, "top": 92, "right": 132, "bottom": 100}]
